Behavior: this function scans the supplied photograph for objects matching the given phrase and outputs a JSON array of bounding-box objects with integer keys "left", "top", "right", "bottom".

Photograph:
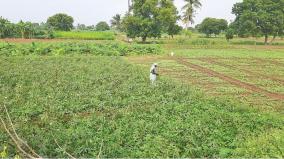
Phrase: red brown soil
[{"left": 174, "top": 57, "right": 284, "bottom": 100}]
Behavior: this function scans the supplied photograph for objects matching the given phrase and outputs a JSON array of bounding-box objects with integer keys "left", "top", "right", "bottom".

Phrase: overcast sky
[{"left": 0, "top": 0, "right": 242, "bottom": 26}]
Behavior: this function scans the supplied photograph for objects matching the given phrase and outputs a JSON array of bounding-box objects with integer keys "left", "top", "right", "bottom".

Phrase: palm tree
[
  {"left": 128, "top": 0, "right": 133, "bottom": 13},
  {"left": 182, "top": 0, "right": 202, "bottom": 28},
  {"left": 110, "top": 14, "right": 122, "bottom": 31}
]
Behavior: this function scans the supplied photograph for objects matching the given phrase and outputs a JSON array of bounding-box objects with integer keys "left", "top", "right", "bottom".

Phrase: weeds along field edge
[{"left": 0, "top": 56, "right": 283, "bottom": 158}]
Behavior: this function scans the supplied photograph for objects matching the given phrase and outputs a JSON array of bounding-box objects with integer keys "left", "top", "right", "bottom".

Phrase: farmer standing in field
[{"left": 150, "top": 63, "right": 159, "bottom": 85}]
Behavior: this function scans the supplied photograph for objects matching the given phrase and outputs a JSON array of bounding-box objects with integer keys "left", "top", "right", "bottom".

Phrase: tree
[
  {"left": 110, "top": 14, "right": 122, "bottom": 31},
  {"left": 47, "top": 13, "right": 74, "bottom": 31},
  {"left": 232, "top": 0, "right": 284, "bottom": 44},
  {"left": 168, "top": 24, "right": 182, "bottom": 38},
  {"left": 0, "top": 17, "right": 16, "bottom": 38},
  {"left": 95, "top": 21, "right": 110, "bottom": 31},
  {"left": 198, "top": 18, "right": 228, "bottom": 37},
  {"left": 182, "top": 0, "right": 202, "bottom": 28},
  {"left": 225, "top": 28, "right": 234, "bottom": 41},
  {"left": 122, "top": 0, "right": 179, "bottom": 42}
]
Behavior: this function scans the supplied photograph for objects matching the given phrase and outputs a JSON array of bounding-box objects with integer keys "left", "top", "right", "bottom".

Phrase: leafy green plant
[
  {"left": 0, "top": 42, "right": 163, "bottom": 56},
  {"left": 0, "top": 56, "right": 283, "bottom": 158}
]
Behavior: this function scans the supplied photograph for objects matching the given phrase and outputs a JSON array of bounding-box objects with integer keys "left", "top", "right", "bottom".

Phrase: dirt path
[
  {"left": 174, "top": 57, "right": 284, "bottom": 100},
  {"left": 197, "top": 58, "right": 284, "bottom": 85}
]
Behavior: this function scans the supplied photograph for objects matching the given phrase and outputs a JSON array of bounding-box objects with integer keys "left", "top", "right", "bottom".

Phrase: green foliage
[
  {"left": 181, "top": 0, "right": 202, "bottom": 26},
  {"left": 47, "top": 13, "right": 74, "bottom": 31},
  {"left": 110, "top": 14, "right": 122, "bottom": 31},
  {"left": 95, "top": 22, "right": 110, "bottom": 31},
  {"left": 167, "top": 24, "right": 183, "bottom": 38},
  {"left": 0, "top": 42, "right": 162, "bottom": 56},
  {"left": 225, "top": 28, "right": 234, "bottom": 41},
  {"left": 0, "top": 56, "right": 283, "bottom": 157},
  {"left": 198, "top": 18, "right": 228, "bottom": 37},
  {"left": 232, "top": 0, "right": 284, "bottom": 44},
  {"left": 233, "top": 129, "right": 284, "bottom": 157},
  {"left": 76, "top": 24, "right": 96, "bottom": 31},
  {"left": 182, "top": 29, "right": 193, "bottom": 38},
  {"left": 54, "top": 31, "right": 115, "bottom": 40},
  {"left": 122, "top": 0, "right": 179, "bottom": 42},
  {"left": 0, "top": 17, "right": 17, "bottom": 38},
  {"left": 0, "top": 146, "right": 7, "bottom": 158},
  {"left": 0, "top": 17, "right": 54, "bottom": 39}
]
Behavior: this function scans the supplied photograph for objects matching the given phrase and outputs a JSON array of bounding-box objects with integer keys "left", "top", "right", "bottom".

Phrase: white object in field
[
  {"left": 150, "top": 63, "right": 158, "bottom": 84},
  {"left": 170, "top": 52, "right": 174, "bottom": 56}
]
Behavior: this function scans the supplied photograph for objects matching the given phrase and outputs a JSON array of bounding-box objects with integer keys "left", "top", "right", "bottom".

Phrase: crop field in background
[
  {"left": 127, "top": 49, "right": 284, "bottom": 113},
  {"left": 0, "top": 56, "right": 283, "bottom": 158},
  {"left": 54, "top": 31, "right": 116, "bottom": 40}
]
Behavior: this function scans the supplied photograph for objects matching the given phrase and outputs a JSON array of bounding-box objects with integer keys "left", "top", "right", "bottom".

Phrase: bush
[{"left": 225, "top": 29, "right": 234, "bottom": 41}]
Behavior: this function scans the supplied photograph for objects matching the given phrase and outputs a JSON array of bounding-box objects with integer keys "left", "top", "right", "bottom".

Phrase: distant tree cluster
[
  {"left": 197, "top": 18, "right": 228, "bottom": 37},
  {"left": 0, "top": 17, "right": 54, "bottom": 39},
  {"left": 231, "top": 0, "right": 284, "bottom": 44},
  {"left": 76, "top": 22, "right": 110, "bottom": 31}
]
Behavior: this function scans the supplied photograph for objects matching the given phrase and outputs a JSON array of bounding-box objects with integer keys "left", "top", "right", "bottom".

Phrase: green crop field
[
  {"left": 1, "top": 0, "right": 284, "bottom": 157},
  {"left": 0, "top": 34, "right": 284, "bottom": 158},
  {"left": 0, "top": 55, "right": 283, "bottom": 158},
  {"left": 54, "top": 31, "right": 116, "bottom": 40}
]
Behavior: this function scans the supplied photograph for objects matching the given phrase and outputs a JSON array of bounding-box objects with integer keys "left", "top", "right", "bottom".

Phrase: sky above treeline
[{"left": 0, "top": 0, "right": 242, "bottom": 27}]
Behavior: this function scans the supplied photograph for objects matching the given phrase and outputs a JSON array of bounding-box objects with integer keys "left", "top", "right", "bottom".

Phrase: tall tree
[
  {"left": 47, "top": 13, "right": 74, "bottom": 31},
  {"left": 182, "top": 0, "right": 202, "bottom": 28},
  {"left": 122, "top": 0, "right": 179, "bottom": 42},
  {"left": 232, "top": 0, "right": 284, "bottom": 44},
  {"left": 110, "top": 14, "right": 122, "bottom": 31}
]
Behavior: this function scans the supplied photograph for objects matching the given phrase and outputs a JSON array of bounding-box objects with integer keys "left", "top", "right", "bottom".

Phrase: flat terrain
[
  {"left": 0, "top": 37, "right": 283, "bottom": 158},
  {"left": 127, "top": 49, "right": 284, "bottom": 113}
]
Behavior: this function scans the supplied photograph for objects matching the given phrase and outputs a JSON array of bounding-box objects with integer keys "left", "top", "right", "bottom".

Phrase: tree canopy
[
  {"left": 232, "top": 0, "right": 284, "bottom": 44},
  {"left": 182, "top": 0, "right": 202, "bottom": 28},
  {"left": 47, "top": 13, "right": 74, "bottom": 31},
  {"left": 95, "top": 21, "right": 110, "bottom": 31},
  {"left": 198, "top": 18, "right": 228, "bottom": 37},
  {"left": 110, "top": 14, "right": 122, "bottom": 31},
  {"left": 122, "top": 0, "right": 180, "bottom": 42}
]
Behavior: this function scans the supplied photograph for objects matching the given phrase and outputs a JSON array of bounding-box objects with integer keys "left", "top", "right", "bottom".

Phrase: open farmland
[
  {"left": 0, "top": 55, "right": 283, "bottom": 158},
  {"left": 127, "top": 49, "right": 284, "bottom": 113}
]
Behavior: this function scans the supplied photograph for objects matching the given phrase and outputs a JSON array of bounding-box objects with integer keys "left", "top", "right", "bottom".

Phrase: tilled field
[{"left": 127, "top": 56, "right": 284, "bottom": 113}]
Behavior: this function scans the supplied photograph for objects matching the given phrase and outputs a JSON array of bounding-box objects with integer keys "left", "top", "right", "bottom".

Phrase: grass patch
[{"left": 54, "top": 31, "right": 116, "bottom": 40}]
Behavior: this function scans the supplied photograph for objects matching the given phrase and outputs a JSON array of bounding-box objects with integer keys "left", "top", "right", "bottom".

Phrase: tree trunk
[
  {"left": 142, "top": 36, "right": 147, "bottom": 43},
  {"left": 21, "top": 31, "right": 24, "bottom": 39},
  {"left": 264, "top": 34, "right": 268, "bottom": 45},
  {"left": 269, "top": 35, "right": 276, "bottom": 44}
]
